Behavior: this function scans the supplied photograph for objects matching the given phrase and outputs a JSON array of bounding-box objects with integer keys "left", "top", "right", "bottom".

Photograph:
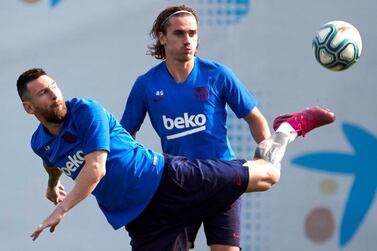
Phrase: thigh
[
  {"left": 186, "top": 221, "right": 202, "bottom": 244},
  {"left": 125, "top": 166, "right": 189, "bottom": 251},
  {"left": 163, "top": 156, "right": 248, "bottom": 247},
  {"left": 125, "top": 155, "right": 249, "bottom": 250},
  {"left": 203, "top": 197, "right": 242, "bottom": 247},
  {"left": 125, "top": 199, "right": 188, "bottom": 251},
  {"left": 163, "top": 156, "right": 249, "bottom": 221}
]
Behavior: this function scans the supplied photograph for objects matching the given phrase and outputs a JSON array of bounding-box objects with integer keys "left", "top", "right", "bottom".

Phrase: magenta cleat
[{"left": 273, "top": 106, "right": 336, "bottom": 136}]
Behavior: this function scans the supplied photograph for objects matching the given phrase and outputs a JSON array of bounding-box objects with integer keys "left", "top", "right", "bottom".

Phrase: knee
[
  {"left": 258, "top": 167, "right": 280, "bottom": 191},
  {"left": 266, "top": 167, "right": 281, "bottom": 188},
  {"left": 245, "top": 161, "right": 281, "bottom": 192}
]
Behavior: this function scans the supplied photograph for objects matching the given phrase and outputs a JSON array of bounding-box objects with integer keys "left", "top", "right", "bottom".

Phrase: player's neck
[
  {"left": 41, "top": 121, "right": 64, "bottom": 136},
  {"left": 165, "top": 58, "right": 194, "bottom": 83}
]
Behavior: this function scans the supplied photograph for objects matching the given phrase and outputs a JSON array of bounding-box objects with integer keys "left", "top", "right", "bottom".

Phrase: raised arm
[{"left": 31, "top": 150, "right": 107, "bottom": 240}]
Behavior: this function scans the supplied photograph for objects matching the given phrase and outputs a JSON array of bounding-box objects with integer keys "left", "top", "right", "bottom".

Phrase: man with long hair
[{"left": 120, "top": 5, "right": 271, "bottom": 250}]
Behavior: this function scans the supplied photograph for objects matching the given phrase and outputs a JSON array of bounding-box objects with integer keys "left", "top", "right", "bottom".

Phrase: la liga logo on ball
[{"left": 313, "top": 21, "right": 362, "bottom": 71}]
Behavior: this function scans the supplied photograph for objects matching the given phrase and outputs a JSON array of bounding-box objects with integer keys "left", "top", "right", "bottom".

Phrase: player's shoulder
[
  {"left": 65, "top": 98, "right": 110, "bottom": 123},
  {"left": 30, "top": 123, "right": 49, "bottom": 154},
  {"left": 30, "top": 120, "right": 54, "bottom": 157},
  {"left": 137, "top": 61, "right": 165, "bottom": 82},
  {"left": 67, "top": 98, "right": 102, "bottom": 112},
  {"left": 196, "top": 57, "right": 231, "bottom": 75}
]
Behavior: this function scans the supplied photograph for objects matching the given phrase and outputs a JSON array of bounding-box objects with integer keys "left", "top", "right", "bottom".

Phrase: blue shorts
[{"left": 125, "top": 155, "right": 249, "bottom": 251}]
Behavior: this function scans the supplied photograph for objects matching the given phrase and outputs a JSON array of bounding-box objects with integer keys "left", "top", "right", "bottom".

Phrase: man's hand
[
  {"left": 30, "top": 207, "right": 65, "bottom": 241},
  {"left": 46, "top": 181, "right": 67, "bottom": 205},
  {"left": 32, "top": 151, "right": 107, "bottom": 240}
]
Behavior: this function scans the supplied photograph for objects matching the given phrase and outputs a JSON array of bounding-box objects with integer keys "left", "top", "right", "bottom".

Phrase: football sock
[
  {"left": 275, "top": 122, "right": 298, "bottom": 143},
  {"left": 254, "top": 132, "right": 290, "bottom": 164}
]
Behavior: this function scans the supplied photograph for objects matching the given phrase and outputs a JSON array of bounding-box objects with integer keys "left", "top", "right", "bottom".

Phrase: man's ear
[
  {"left": 158, "top": 32, "right": 166, "bottom": 45},
  {"left": 23, "top": 101, "right": 34, "bottom": 114}
]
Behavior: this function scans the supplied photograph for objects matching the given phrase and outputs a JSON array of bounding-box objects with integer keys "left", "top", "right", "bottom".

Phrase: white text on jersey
[
  {"left": 57, "top": 150, "right": 85, "bottom": 176},
  {"left": 162, "top": 113, "right": 206, "bottom": 140}
]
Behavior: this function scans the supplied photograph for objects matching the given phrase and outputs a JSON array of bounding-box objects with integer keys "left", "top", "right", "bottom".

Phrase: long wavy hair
[{"left": 147, "top": 5, "right": 199, "bottom": 60}]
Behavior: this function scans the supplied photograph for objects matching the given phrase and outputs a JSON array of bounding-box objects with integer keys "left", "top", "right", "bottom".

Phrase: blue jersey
[
  {"left": 31, "top": 98, "right": 164, "bottom": 229},
  {"left": 121, "top": 57, "right": 257, "bottom": 160}
]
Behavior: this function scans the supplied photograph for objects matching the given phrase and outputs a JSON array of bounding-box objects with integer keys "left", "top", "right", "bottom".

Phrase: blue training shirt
[
  {"left": 121, "top": 57, "right": 257, "bottom": 160},
  {"left": 31, "top": 98, "right": 164, "bottom": 229}
]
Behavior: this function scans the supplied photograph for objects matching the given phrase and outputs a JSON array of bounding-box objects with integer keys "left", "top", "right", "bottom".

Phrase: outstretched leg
[
  {"left": 254, "top": 106, "right": 335, "bottom": 164},
  {"left": 245, "top": 106, "right": 335, "bottom": 192}
]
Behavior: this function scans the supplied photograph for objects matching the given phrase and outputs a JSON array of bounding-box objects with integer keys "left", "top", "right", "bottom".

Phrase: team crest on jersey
[
  {"left": 62, "top": 132, "right": 77, "bottom": 143},
  {"left": 195, "top": 86, "right": 209, "bottom": 101}
]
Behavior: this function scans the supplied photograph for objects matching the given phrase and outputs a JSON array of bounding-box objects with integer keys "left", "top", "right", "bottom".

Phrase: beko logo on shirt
[
  {"left": 57, "top": 150, "right": 85, "bottom": 176},
  {"left": 162, "top": 113, "right": 206, "bottom": 140}
]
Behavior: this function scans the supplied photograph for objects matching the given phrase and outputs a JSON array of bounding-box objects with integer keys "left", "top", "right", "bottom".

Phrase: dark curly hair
[{"left": 147, "top": 5, "right": 199, "bottom": 60}]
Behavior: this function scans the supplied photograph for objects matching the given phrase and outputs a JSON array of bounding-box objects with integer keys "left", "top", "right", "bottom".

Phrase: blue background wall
[{"left": 1, "top": 1, "right": 376, "bottom": 250}]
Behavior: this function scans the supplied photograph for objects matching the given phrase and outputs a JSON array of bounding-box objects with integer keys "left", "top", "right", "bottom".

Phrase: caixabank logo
[
  {"left": 293, "top": 122, "right": 376, "bottom": 248},
  {"left": 167, "top": 0, "right": 251, "bottom": 25},
  {"left": 228, "top": 111, "right": 376, "bottom": 250},
  {"left": 21, "top": 0, "right": 61, "bottom": 7}
]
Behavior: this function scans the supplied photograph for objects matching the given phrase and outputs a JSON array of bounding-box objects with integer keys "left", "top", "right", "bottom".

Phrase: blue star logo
[
  {"left": 50, "top": 0, "right": 61, "bottom": 7},
  {"left": 292, "top": 122, "right": 377, "bottom": 247}
]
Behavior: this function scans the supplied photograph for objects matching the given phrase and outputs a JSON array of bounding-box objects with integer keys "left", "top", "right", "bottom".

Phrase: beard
[{"left": 36, "top": 101, "right": 68, "bottom": 124}]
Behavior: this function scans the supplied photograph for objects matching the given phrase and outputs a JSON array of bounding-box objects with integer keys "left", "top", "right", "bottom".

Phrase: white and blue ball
[{"left": 313, "top": 20, "right": 362, "bottom": 71}]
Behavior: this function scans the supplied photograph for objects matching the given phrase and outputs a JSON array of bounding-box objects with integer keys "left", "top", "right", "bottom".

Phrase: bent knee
[
  {"left": 246, "top": 162, "right": 281, "bottom": 192},
  {"left": 259, "top": 168, "right": 280, "bottom": 191},
  {"left": 268, "top": 168, "right": 281, "bottom": 187}
]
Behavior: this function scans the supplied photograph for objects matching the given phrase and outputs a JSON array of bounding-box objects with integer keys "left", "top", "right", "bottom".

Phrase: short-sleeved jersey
[
  {"left": 31, "top": 98, "right": 164, "bottom": 229},
  {"left": 120, "top": 57, "right": 257, "bottom": 160}
]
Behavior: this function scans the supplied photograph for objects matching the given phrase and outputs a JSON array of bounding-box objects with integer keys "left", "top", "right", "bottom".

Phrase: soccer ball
[{"left": 312, "top": 20, "right": 362, "bottom": 71}]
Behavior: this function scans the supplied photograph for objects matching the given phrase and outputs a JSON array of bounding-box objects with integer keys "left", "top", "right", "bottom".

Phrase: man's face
[
  {"left": 159, "top": 14, "right": 198, "bottom": 62},
  {"left": 23, "top": 75, "right": 67, "bottom": 124}
]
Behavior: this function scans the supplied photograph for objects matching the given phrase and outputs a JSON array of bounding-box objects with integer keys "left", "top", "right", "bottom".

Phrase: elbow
[
  {"left": 98, "top": 166, "right": 106, "bottom": 180},
  {"left": 100, "top": 168, "right": 106, "bottom": 180},
  {"left": 92, "top": 164, "right": 106, "bottom": 183}
]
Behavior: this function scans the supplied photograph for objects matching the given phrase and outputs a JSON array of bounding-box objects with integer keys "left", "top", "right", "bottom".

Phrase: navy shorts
[
  {"left": 125, "top": 155, "right": 249, "bottom": 251},
  {"left": 187, "top": 197, "right": 242, "bottom": 248}
]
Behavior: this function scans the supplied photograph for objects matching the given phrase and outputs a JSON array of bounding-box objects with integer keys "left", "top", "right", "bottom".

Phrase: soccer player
[
  {"left": 18, "top": 68, "right": 335, "bottom": 251},
  {"left": 120, "top": 5, "right": 270, "bottom": 250}
]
